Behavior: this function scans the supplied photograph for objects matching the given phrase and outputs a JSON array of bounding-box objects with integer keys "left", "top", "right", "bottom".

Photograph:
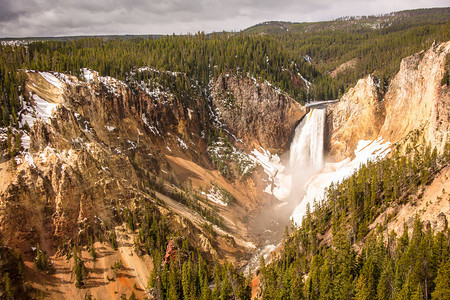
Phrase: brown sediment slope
[{"left": 0, "top": 69, "right": 306, "bottom": 297}]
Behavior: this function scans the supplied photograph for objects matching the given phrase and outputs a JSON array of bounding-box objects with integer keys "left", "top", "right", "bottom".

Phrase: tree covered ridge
[
  {"left": 245, "top": 8, "right": 449, "bottom": 97},
  {"left": 260, "top": 141, "right": 450, "bottom": 299},
  {"left": 2, "top": 7, "right": 448, "bottom": 130},
  {"left": 244, "top": 8, "right": 450, "bottom": 35},
  {"left": 0, "top": 33, "right": 324, "bottom": 127}
]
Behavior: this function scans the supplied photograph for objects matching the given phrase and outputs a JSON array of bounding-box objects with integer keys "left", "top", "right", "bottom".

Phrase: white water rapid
[
  {"left": 270, "top": 104, "right": 390, "bottom": 226},
  {"left": 246, "top": 102, "right": 390, "bottom": 274},
  {"left": 272, "top": 108, "right": 326, "bottom": 201}
]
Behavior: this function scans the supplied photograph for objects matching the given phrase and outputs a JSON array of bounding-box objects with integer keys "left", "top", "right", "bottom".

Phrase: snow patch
[
  {"left": 81, "top": 68, "right": 96, "bottom": 82},
  {"left": 21, "top": 133, "right": 31, "bottom": 151},
  {"left": 24, "top": 152, "right": 35, "bottom": 168},
  {"left": 177, "top": 137, "right": 188, "bottom": 149},
  {"left": 303, "top": 55, "right": 312, "bottom": 63},
  {"left": 127, "top": 140, "right": 136, "bottom": 150},
  {"left": 39, "top": 72, "right": 63, "bottom": 90},
  {"left": 32, "top": 94, "right": 58, "bottom": 123},
  {"left": 54, "top": 73, "right": 76, "bottom": 85},
  {"left": 142, "top": 113, "right": 160, "bottom": 135},
  {"left": 201, "top": 186, "right": 228, "bottom": 207},
  {"left": 0, "top": 128, "right": 7, "bottom": 142},
  {"left": 20, "top": 94, "right": 58, "bottom": 129},
  {"left": 98, "top": 75, "right": 127, "bottom": 96},
  {"left": 298, "top": 73, "right": 312, "bottom": 94},
  {"left": 249, "top": 147, "right": 282, "bottom": 179},
  {"left": 137, "top": 67, "right": 182, "bottom": 77}
]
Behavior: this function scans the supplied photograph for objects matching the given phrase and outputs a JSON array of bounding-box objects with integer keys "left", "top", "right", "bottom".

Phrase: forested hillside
[
  {"left": 0, "top": 33, "right": 320, "bottom": 129},
  {"left": 2, "top": 8, "right": 449, "bottom": 132},
  {"left": 245, "top": 8, "right": 450, "bottom": 98},
  {"left": 260, "top": 142, "right": 450, "bottom": 299}
]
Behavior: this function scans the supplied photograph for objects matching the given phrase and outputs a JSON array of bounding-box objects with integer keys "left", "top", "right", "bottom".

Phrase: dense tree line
[
  {"left": 120, "top": 197, "right": 250, "bottom": 299},
  {"left": 262, "top": 217, "right": 450, "bottom": 300},
  {"left": 260, "top": 141, "right": 450, "bottom": 299},
  {"left": 267, "top": 19, "right": 449, "bottom": 97},
  {"left": 0, "top": 47, "right": 28, "bottom": 127},
  {"left": 0, "top": 32, "right": 322, "bottom": 119},
  {"left": 148, "top": 237, "right": 251, "bottom": 300}
]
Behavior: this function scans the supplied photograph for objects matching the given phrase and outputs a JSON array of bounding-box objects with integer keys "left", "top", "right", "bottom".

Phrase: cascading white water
[
  {"left": 244, "top": 107, "right": 327, "bottom": 274},
  {"left": 273, "top": 108, "right": 326, "bottom": 201},
  {"left": 289, "top": 108, "right": 325, "bottom": 170},
  {"left": 245, "top": 103, "right": 390, "bottom": 273}
]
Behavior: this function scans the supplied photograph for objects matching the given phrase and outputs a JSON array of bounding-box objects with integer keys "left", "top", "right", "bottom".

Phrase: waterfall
[
  {"left": 245, "top": 103, "right": 391, "bottom": 273},
  {"left": 244, "top": 107, "right": 327, "bottom": 274},
  {"left": 273, "top": 108, "right": 326, "bottom": 201},
  {"left": 289, "top": 108, "right": 325, "bottom": 171}
]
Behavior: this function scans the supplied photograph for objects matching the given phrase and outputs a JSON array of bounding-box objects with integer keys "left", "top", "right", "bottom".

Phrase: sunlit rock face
[
  {"left": 380, "top": 41, "right": 450, "bottom": 152},
  {"left": 326, "top": 75, "right": 385, "bottom": 161}
]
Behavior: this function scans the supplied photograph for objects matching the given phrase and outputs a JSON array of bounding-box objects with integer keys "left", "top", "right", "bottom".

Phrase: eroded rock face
[
  {"left": 380, "top": 41, "right": 450, "bottom": 150},
  {"left": 211, "top": 74, "right": 307, "bottom": 153},
  {"left": 435, "top": 212, "right": 448, "bottom": 233},
  {"left": 327, "top": 41, "right": 449, "bottom": 159},
  {"left": 1, "top": 69, "right": 298, "bottom": 264},
  {"left": 326, "top": 75, "right": 385, "bottom": 160},
  {"left": 0, "top": 74, "right": 207, "bottom": 256}
]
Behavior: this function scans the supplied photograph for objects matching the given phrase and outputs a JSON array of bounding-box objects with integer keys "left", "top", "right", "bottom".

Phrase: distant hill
[
  {"left": 243, "top": 7, "right": 449, "bottom": 99},
  {"left": 0, "top": 34, "right": 163, "bottom": 44},
  {"left": 243, "top": 7, "right": 450, "bottom": 35}
]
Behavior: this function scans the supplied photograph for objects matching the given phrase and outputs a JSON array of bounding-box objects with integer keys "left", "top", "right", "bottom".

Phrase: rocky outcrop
[
  {"left": 380, "top": 41, "right": 450, "bottom": 151},
  {"left": 211, "top": 74, "right": 307, "bottom": 153},
  {"left": 327, "top": 41, "right": 449, "bottom": 158},
  {"left": 0, "top": 73, "right": 208, "bottom": 256},
  {"left": 1, "top": 69, "right": 298, "bottom": 266},
  {"left": 326, "top": 75, "right": 385, "bottom": 160},
  {"left": 435, "top": 212, "right": 448, "bottom": 233}
]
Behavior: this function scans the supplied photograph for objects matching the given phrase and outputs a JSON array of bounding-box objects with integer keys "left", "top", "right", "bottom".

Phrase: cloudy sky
[{"left": 0, "top": 0, "right": 448, "bottom": 37}]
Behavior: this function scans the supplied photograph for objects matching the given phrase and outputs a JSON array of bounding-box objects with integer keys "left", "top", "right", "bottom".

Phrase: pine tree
[
  {"left": 182, "top": 261, "right": 192, "bottom": 299},
  {"left": 355, "top": 256, "right": 377, "bottom": 300},
  {"left": 377, "top": 259, "right": 395, "bottom": 300},
  {"left": 431, "top": 261, "right": 450, "bottom": 300},
  {"left": 3, "top": 272, "right": 13, "bottom": 299},
  {"left": 129, "top": 291, "right": 136, "bottom": 300},
  {"left": 34, "top": 245, "right": 47, "bottom": 271},
  {"left": 72, "top": 246, "right": 88, "bottom": 288}
]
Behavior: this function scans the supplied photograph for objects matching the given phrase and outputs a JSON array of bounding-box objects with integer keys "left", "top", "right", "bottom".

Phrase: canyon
[{"left": 0, "top": 37, "right": 449, "bottom": 299}]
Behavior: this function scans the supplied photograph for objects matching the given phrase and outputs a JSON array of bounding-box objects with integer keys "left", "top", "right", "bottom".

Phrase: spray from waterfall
[
  {"left": 273, "top": 107, "right": 326, "bottom": 202},
  {"left": 246, "top": 102, "right": 390, "bottom": 273},
  {"left": 244, "top": 107, "right": 327, "bottom": 274}
]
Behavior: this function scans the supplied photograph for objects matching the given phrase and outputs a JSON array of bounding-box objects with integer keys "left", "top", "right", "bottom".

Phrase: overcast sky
[{"left": 0, "top": 0, "right": 448, "bottom": 38}]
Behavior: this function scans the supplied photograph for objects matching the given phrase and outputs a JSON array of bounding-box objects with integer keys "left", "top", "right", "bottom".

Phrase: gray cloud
[{"left": 0, "top": 0, "right": 447, "bottom": 37}]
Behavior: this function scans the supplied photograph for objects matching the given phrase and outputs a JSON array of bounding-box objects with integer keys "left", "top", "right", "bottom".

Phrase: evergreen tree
[{"left": 431, "top": 261, "right": 450, "bottom": 300}]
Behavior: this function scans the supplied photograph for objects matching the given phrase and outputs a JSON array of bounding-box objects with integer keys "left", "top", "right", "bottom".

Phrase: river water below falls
[{"left": 245, "top": 103, "right": 391, "bottom": 273}]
